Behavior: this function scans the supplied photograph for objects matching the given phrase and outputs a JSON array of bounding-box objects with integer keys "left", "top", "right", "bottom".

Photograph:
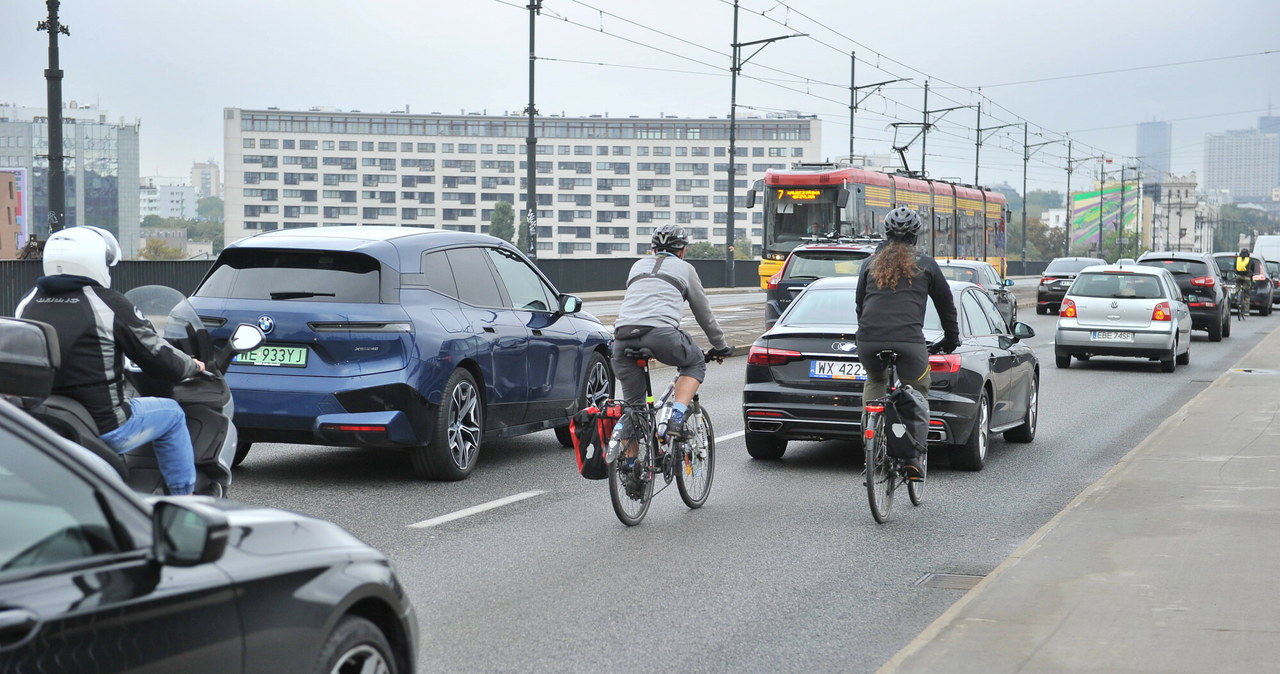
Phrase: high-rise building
[
  {"left": 1204, "top": 129, "right": 1280, "bottom": 202},
  {"left": 0, "top": 171, "right": 20, "bottom": 260},
  {"left": 140, "top": 177, "right": 197, "bottom": 221},
  {"left": 0, "top": 102, "right": 141, "bottom": 256},
  {"left": 191, "top": 160, "right": 221, "bottom": 199},
  {"left": 223, "top": 107, "right": 822, "bottom": 258},
  {"left": 1136, "top": 121, "right": 1171, "bottom": 190}
]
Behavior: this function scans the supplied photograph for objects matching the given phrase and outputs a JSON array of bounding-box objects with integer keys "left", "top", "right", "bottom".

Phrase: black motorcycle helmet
[
  {"left": 651, "top": 223, "right": 689, "bottom": 253},
  {"left": 883, "top": 207, "right": 922, "bottom": 243}
]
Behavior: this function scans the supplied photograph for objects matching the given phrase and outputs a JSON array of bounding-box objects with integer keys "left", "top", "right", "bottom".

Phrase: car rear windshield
[
  {"left": 938, "top": 265, "right": 983, "bottom": 284},
  {"left": 194, "top": 249, "right": 382, "bottom": 302},
  {"left": 782, "top": 251, "right": 870, "bottom": 280},
  {"left": 1044, "top": 258, "right": 1102, "bottom": 275},
  {"left": 1138, "top": 258, "right": 1208, "bottom": 275},
  {"left": 1071, "top": 272, "right": 1164, "bottom": 299},
  {"left": 781, "top": 288, "right": 942, "bottom": 330}
]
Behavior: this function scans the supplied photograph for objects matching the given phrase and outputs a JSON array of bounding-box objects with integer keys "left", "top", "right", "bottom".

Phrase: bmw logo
[{"left": 257, "top": 315, "right": 275, "bottom": 334}]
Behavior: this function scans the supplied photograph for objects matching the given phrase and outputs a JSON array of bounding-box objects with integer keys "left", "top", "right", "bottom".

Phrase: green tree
[
  {"left": 138, "top": 238, "right": 184, "bottom": 260},
  {"left": 142, "top": 214, "right": 165, "bottom": 229},
  {"left": 489, "top": 201, "right": 515, "bottom": 243},
  {"left": 197, "top": 196, "right": 224, "bottom": 222},
  {"left": 1214, "top": 205, "right": 1277, "bottom": 252},
  {"left": 734, "top": 236, "right": 754, "bottom": 260},
  {"left": 684, "top": 241, "right": 721, "bottom": 259}
]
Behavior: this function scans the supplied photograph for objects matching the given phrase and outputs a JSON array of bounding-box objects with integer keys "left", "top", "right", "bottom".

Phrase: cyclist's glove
[
  {"left": 940, "top": 333, "right": 961, "bottom": 354},
  {"left": 706, "top": 345, "right": 735, "bottom": 361}
]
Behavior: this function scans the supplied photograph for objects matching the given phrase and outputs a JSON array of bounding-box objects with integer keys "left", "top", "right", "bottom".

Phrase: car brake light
[
  {"left": 1061, "top": 298, "right": 1077, "bottom": 318},
  {"left": 1039, "top": 277, "right": 1053, "bottom": 285},
  {"left": 322, "top": 424, "right": 387, "bottom": 433},
  {"left": 1189, "top": 275, "right": 1216, "bottom": 287},
  {"left": 1254, "top": 274, "right": 1267, "bottom": 282},
  {"left": 1152, "top": 301, "right": 1172, "bottom": 321},
  {"left": 766, "top": 271, "right": 782, "bottom": 290},
  {"left": 928, "top": 354, "right": 961, "bottom": 373},
  {"left": 747, "top": 345, "right": 803, "bottom": 366}
]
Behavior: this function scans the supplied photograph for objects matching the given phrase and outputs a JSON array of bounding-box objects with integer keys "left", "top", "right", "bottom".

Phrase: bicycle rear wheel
[
  {"left": 864, "top": 413, "right": 893, "bottom": 523},
  {"left": 608, "top": 411, "right": 654, "bottom": 526},
  {"left": 676, "top": 406, "right": 714, "bottom": 509},
  {"left": 908, "top": 452, "right": 926, "bottom": 506}
]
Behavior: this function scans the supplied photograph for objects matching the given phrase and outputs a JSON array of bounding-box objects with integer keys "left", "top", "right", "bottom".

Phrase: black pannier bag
[
  {"left": 883, "top": 384, "right": 929, "bottom": 459},
  {"left": 570, "top": 402, "right": 622, "bottom": 480}
]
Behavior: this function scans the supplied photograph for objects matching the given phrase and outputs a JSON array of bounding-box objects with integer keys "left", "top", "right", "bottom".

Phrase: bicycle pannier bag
[
  {"left": 571, "top": 402, "right": 622, "bottom": 480},
  {"left": 884, "top": 384, "right": 929, "bottom": 459}
]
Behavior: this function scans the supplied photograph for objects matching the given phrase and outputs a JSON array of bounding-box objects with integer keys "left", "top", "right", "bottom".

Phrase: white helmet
[{"left": 43, "top": 226, "right": 122, "bottom": 288}]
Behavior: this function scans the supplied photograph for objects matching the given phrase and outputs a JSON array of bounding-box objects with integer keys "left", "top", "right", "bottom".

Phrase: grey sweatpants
[{"left": 612, "top": 326, "right": 705, "bottom": 404}]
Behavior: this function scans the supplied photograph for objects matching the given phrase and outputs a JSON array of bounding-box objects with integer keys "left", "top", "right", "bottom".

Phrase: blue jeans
[{"left": 99, "top": 397, "right": 196, "bottom": 494}]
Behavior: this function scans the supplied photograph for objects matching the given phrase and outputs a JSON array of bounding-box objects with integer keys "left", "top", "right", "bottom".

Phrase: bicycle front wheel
[
  {"left": 607, "top": 411, "right": 654, "bottom": 526},
  {"left": 864, "top": 413, "right": 893, "bottom": 523},
  {"left": 676, "top": 406, "right": 714, "bottom": 509}
]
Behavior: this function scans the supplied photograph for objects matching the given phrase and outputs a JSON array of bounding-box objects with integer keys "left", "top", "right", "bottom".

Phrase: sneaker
[
  {"left": 904, "top": 457, "right": 925, "bottom": 481},
  {"left": 663, "top": 409, "right": 687, "bottom": 442}
]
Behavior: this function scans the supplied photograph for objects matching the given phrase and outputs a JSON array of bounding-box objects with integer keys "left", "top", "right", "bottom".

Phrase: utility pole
[
  {"left": 847, "top": 53, "right": 906, "bottom": 162},
  {"left": 1021, "top": 124, "right": 1056, "bottom": 266},
  {"left": 975, "top": 103, "right": 1017, "bottom": 187},
  {"left": 523, "top": 0, "right": 541, "bottom": 259},
  {"left": 920, "top": 80, "right": 929, "bottom": 179},
  {"left": 38, "top": 0, "right": 70, "bottom": 236},
  {"left": 727, "top": 0, "right": 802, "bottom": 287}
]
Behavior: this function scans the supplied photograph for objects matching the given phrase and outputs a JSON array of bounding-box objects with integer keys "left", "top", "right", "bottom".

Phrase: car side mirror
[
  {"left": 1012, "top": 321, "right": 1035, "bottom": 341},
  {"left": 559, "top": 294, "right": 583, "bottom": 314},
  {"left": 230, "top": 323, "right": 265, "bottom": 353},
  {"left": 1003, "top": 278, "right": 1015, "bottom": 287},
  {"left": 152, "top": 500, "right": 230, "bottom": 567}
]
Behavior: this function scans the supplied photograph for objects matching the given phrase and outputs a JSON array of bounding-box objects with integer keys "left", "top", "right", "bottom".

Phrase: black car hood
[{"left": 174, "top": 498, "right": 375, "bottom": 557}]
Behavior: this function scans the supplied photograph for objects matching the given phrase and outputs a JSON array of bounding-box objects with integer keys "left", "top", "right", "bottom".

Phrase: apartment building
[
  {"left": 223, "top": 108, "right": 822, "bottom": 257},
  {"left": 1204, "top": 129, "right": 1279, "bottom": 202}
]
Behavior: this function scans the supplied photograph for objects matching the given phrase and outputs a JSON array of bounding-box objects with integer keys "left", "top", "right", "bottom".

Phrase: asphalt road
[{"left": 226, "top": 300, "right": 1276, "bottom": 672}]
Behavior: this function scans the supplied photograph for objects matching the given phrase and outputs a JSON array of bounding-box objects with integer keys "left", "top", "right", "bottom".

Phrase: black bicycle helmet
[
  {"left": 1241, "top": 248, "right": 1250, "bottom": 257},
  {"left": 883, "top": 207, "right": 922, "bottom": 240},
  {"left": 651, "top": 223, "right": 688, "bottom": 252}
]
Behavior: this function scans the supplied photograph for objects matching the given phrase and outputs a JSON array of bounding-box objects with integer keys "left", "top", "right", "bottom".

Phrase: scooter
[{"left": 0, "top": 285, "right": 264, "bottom": 497}]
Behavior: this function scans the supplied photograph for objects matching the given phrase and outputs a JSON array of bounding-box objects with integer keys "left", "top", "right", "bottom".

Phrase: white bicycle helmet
[{"left": 43, "top": 226, "right": 121, "bottom": 287}]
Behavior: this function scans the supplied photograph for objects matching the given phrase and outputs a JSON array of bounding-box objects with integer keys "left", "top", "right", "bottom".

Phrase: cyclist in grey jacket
[{"left": 613, "top": 224, "right": 733, "bottom": 439}]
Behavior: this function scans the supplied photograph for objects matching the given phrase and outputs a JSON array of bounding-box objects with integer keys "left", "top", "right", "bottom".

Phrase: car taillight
[
  {"left": 1061, "top": 298, "right": 1077, "bottom": 318},
  {"left": 747, "top": 344, "right": 803, "bottom": 366},
  {"left": 766, "top": 271, "right": 782, "bottom": 290},
  {"left": 1190, "top": 275, "right": 1216, "bottom": 287},
  {"left": 928, "top": 354, "right": 961, "bottom": 373},
  {"left": 1040, "top": 277, "right": 1053, "bottom": 285},
  {"left": 1152, "top": 301, "right": 1172, "bottom": 321},
  {"left": 1254, "top": 274, "right": 1267, "bottom": 282}
]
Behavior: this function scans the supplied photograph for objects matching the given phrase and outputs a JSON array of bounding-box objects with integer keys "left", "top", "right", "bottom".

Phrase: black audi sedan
[
  {"left": 1037, "top": 256, "right": 1106, "bottom": 314},
  {"left": 743, "top": 276, "right": 1039, "bottom": 471},
  {"left": 0, "top": 398, "right": 418, "bottom": 673}
]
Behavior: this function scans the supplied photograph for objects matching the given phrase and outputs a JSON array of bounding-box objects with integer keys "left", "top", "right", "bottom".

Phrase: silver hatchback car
[{"left": 1054, "top": 264, "right": 1192, "bottom": 372}]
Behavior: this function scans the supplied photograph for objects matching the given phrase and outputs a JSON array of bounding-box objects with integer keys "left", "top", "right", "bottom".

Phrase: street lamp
[{"left": 1064, "top": 140, "right": 1104, "bottom": 257}]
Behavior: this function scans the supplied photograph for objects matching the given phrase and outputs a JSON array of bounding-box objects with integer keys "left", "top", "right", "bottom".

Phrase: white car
[{"left": 1054, "top": 264, "right": 1192, "bottom": 372}]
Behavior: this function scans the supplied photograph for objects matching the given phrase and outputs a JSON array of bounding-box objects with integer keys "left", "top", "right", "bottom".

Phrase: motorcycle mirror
[{"left": 230, "top": 324, "right": 266, "bottom": 353}]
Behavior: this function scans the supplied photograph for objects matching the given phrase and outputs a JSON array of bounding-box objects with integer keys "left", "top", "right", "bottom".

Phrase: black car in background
[
  {"left": 764, "top": 240, "right": 877, "bottom": 328},
  {"left": 1212, "top": 252, "right": 1275, "bottom": 315},
  {"left": 1264, "top": 260, "right": 1280, "bottom": 306},
  {"left": 936, "top": 258, "right": 1018, "bottom": 328},
  {"left": 0, "top": 398, "right": 418, "bottom": 673},
  {"left": 1137, "top": 251, "right": 1231, "bottom": 341},
  {"left": 1037, "top": 257, "right": 1106, "bottom": 314},
  {"left": 743, "top": 276, "right": 1039, "bottom": 472}
]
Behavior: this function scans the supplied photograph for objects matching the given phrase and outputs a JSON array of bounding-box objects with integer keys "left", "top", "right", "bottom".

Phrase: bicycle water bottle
[
  {"left": 655, "top": 401, "right": 673, "bottom": 443},
  {"left": 605, "top": 418, "right": 627, "bottom": 463}
]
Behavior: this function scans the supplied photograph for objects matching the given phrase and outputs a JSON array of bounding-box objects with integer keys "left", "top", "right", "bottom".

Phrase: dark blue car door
[
  {"left": 483, "top": 248, "right": 582, "bottom": 423},
  {"left": 445, "top": 247, "right": 529, "bottom": 429}
]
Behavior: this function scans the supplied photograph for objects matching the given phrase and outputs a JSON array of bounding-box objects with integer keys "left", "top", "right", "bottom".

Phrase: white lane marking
[
  {"left": 408, "top": 490, "right": 545, "bottom": 529},
  {"left": 718, "top": 430, "right": 745, "bottom": 442}
]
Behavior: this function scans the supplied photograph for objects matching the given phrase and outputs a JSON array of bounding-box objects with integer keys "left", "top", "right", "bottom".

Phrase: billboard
[
  {"left": 1070, "top": 184, "right": 1140, "bottom": 250},
  {"left": 0, "top": 168, "right": 29, "bottom": 248}
]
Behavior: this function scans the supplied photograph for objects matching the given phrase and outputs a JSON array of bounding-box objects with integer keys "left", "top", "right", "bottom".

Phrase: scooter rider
[{"left": 16, "top": 226, "right": 205, "bottom": 495}]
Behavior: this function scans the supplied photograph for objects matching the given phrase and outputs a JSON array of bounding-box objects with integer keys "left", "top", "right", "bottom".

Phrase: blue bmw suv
[{"left": 190, "top": 226, "right": 614, "bottom": 480}]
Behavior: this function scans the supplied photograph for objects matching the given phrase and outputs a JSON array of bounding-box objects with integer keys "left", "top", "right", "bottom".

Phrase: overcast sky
[{"left": 4, "top": 0, "right": 1277, "bottom": 195}]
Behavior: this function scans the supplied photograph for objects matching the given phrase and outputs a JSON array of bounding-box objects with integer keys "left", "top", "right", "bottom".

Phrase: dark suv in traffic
[
  {"left": 1137, "top": 251, "right": 1231, "bottom": 341},
  {"left": 764, "top": 240, "right": 878, "bottom": 328},
  {"left": 1037, "top": 257, "right": 1106, "bottom": 314},
  {"left": 1212, "top": 252, "right": 1275, "bottom": 315}
]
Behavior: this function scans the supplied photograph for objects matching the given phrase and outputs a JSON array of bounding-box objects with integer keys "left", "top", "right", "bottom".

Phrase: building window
[
  {"left": 243, "top": 138, "right": 255, "bottom": 149},
  {"left": 362, "top": 141, "right": 374, "bottom": 151},
  {"left": 300, "top": 139, "right": 318, "bottom": 150},
  {"left": 339, "top": 141, "right": 357, "bottom": 151}
]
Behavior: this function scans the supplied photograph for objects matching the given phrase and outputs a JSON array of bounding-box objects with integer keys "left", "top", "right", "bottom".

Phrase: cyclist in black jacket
[
  {"left": 855, "top": 207, "right": 961, "bottom": 478},
  {"left": 17, "top": 226, "right": 204, "bottom": 495}
]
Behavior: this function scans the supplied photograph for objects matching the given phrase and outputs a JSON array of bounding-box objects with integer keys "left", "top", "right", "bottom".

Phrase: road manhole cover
[{"left": 914, "top": 572, "right": 985, "bottom": 590}]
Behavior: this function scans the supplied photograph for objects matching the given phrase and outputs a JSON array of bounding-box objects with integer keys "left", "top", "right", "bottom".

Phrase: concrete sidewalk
[{"left": 882, "top": 324, "right": 1280, "bottom": 672}]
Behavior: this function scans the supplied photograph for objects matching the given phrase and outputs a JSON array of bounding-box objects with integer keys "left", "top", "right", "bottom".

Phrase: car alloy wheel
[
  {"left": 953, "top": 390, "right": 989, "bottom": 471},
  {"left": 413, "top": 369, "right": 484, "bottom": 480},
  {"left": 446, "top": 379, "right": 482, "bottom": 469}
]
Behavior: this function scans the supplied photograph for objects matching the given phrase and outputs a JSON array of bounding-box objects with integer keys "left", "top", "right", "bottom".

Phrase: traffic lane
[{"left": 224, "top": 320, "right": 1275, "bottom": 671}]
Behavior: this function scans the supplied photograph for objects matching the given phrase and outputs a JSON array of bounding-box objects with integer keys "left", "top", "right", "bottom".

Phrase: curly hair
[{"left": 869, "top": 240, "right": 920, "bottom": 290}]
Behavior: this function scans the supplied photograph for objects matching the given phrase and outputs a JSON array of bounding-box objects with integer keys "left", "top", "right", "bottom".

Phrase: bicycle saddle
[
  {"left": 875, "top": 349, "right": 901, "bottom": 363},
  {"left": 623, "top": 346, "right": 656, "bottom": 359}
]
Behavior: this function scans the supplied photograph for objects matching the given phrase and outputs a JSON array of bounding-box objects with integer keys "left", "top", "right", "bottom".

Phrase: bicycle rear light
[{"left": 864, "top": 404, "right": 885, "bottom": 413}]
